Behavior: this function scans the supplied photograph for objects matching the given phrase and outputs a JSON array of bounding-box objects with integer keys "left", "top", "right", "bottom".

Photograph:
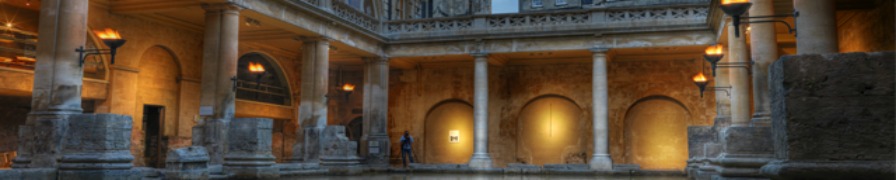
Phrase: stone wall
[
  {"left": 387, "top": 56, "right": 716, "bottom": 168},
  {"left": 79, "top": 3, "right": 205, "bottom": 166},
  {"left": 836, "top": 0, "right": 895, "bottom": 53}
]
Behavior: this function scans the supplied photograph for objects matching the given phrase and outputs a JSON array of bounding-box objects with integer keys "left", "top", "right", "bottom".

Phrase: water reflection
[{"left": 282, "top": 173, "right": 686, "bottom": 180}]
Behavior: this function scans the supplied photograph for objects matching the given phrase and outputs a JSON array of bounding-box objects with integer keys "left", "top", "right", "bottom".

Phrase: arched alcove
[
  {"left": 623, "top": 96, "right": 689, "bottom": 170},
  {"left": 517, "top": 95, "right": 587, "bottom": 165},
  {"left": 423, "top": 100, "right": 474, "bottom": 164},
  {"left": 136, "top": 45, "right": 182, "bottom": 167},
  {"left": 236, "top": 53, "right": 291, "bottom": 105}
]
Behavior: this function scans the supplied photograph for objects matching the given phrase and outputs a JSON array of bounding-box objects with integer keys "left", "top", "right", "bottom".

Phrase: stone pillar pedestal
[
  {"left": 760, "top": 52, "right": 895, "bottom": 179},
  {"left": 589, "top": 48, "right": 613, "bottom": 171},
  {"left": 468, "top": 53, "right": 493, "bottom": 169},
  {"left": 165, "top": 146, "right": 210, "bottom": 180},
  {"left": 711, "top": 126, "right": 774, "bottom": 179},
  {"left": 224, "top": 118, "right": 278, "bottom": 179},
  {"left": 192, "top": 118, "right": 230, "bottom": 164},
  {"left": 320, "top": 126, "right": 362, "bottom": 167},
  {"left": 58, "top": 114, "right": 140, "bottom": 180}
]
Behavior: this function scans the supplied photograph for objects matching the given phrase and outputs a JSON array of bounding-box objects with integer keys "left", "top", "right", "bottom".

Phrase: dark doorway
[
  {"left": 143, "top": 105, "right": 165, "bottom": 168},
  {"left": 346, "top": 117, "right": 363, "bottom": 155}
]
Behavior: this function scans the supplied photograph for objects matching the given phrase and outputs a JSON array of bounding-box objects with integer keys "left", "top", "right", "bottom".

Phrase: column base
[
  {"left": 361, "top": 135, "right": 390, "bottom": 167},
  {"left": 760, "top": 160, "right": 895, "bottom": 180},
  {"left": 749, "top": 113, "right": 771, "bottom": 127},
  {"left": 588, "top": 154, "right": 613, "bottom": 171},
  {"left": 468, "top": 153, "right": 493, "bottom": 169}
]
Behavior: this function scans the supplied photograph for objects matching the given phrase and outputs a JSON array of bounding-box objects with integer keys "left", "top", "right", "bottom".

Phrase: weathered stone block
[
  {"left": 13, "top": 116, "right": 69, "bottom": 168},
  {"left": 688, "top": 126, "right": 716, "bottom": 158},
  {"left": 224, "top": 118, "right": 278, "bottom": 179},
  {"left": 57, "top": 114, "right": 138, "bottom": 180},
  {"left": 165, "top": 146, "right": 209, "bottom": 180},
  {"left": 720, "top": 126, "right": 773, "bottom": 155},
  {"left": 762, "top": 52, "right": 895, "bottom": 179},
  {"left": 319, "top": 126, "right": 362, "bottom": 167},
  {"left": 193, "top": 118, "right": 229, "bottom": 165}
]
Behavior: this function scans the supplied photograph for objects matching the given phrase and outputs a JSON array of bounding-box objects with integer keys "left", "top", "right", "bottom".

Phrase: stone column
[
  {"left": 748, "top": 0, "right": 777, "bottom": 125},
  {"left": 589, "top": 48, "right": 613, "bottom": 171},
  {"left": 361, "top": 56, "right": 390, "bottom": 166},
  {"left": 727, "top": 22, "right": 751, "bottom": 126},
  {"left": 714, "top": 55, "right": 733, "bottom": 126},
  {"left": 13, "top": 0, "right": 89, "bottom": 168},
  {"left": 295, "top": 37, "right": 330, "bottom": 163},
  {"left": 794, "top": 0, "right": 838, "bottom": 54},
  {"left": 195, "top": 3, "right": 241, "bottom": 164},
  {"left": 468, "top": 53, "right": 493, "bottom": 169}
]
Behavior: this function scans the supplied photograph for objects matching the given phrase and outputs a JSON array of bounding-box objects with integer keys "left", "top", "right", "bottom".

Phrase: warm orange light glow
[
  {"left": 94, "top": 28, "right": 121, "bottom": 40},
  {"left": 341, "top": 83, "right": 355, "bottom": 92},
  {"left": 693, "top": 73, "right": 708, "bottom": 83},
  {"left": 705, "top": 44, "right": 723, "bottom": 55},
  {"left": 248, "top": 62, "right": 265, "bottom": 73},
  {"left": 721, "top": 0, "right": 749, "bottom": 5},
  {"left": 4, "top": 22, "right": 11, "bottom": 28}
]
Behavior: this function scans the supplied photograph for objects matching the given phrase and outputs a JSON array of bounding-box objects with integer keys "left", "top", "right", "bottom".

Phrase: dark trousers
[{"left": 401, "top": 148, "right": 414, "bottom": 167}]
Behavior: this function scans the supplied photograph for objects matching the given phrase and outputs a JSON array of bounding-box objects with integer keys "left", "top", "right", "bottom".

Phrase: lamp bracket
[
  {"left": 75, "top": 46, "right": 113, "bottom": 67},
  {"left": 738, "top": 11, "right": 799, "bottom": 36},
  {"left": 707, "top": 86, "right": 732, "bottom": 96}
]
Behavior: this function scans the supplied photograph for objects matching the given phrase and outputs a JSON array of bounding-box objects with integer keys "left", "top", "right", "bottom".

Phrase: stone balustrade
[{"left": 283, "top": 0, "right": 709, "bottom": 42}]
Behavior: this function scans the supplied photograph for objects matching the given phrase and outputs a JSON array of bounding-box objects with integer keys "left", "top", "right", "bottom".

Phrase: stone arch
[
  {"left": 236, "top": 52, "right": 292, "bottom": 105},
  {"left": 135, "top": 45, "right": 183, "bottom": 167},
  {"left": 622, "top": 95, "right": 690, "bottom": 170},
  {"left": 423, "top": 99, "right": 474, "bottom": 164},
  {"left": 516, "top": 94, "right": 588, "bottom": 165}
]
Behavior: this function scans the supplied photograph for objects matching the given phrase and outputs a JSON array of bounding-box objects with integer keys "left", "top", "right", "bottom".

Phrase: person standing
[{"left": 400, "top": 131, "right": 414, "bottom": 167}]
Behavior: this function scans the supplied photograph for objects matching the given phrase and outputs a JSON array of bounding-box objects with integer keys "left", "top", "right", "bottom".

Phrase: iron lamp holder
[{"left": 76, "top": 39, "right": 127, "bottom": 67}]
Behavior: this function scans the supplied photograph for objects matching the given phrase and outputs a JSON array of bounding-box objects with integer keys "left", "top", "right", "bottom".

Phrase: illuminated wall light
[{"left": 449, "top": 130, "right": 459, "bottom": 143}]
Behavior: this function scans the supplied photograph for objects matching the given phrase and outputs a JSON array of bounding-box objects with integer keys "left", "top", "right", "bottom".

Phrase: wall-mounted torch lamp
[
  {"left": 77, "top": 28, "right": 126, "bottom": 66},
  {"left": 704, "top": 44, "right": 724, "bottom": 76},
  {"left": 248, "top": 61, "right": 266, "bottom": 90},
  {"left": 720, "top": 0, "right": 797, "bottom": 38},
  {"left": 693, "top": 72, "right": 709, "bottom": 97}
]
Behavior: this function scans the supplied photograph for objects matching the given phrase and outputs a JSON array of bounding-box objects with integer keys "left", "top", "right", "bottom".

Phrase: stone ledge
[{"left": 760, "top": 161, "right": 895, "bottom": 180}]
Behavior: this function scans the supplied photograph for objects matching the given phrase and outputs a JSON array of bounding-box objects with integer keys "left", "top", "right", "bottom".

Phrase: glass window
[
  {"left": 532, "top": 0, "right": 543, "bottom": 7},
  {"left": 555, "top": 0, "right": 567, "bottom": 6}
]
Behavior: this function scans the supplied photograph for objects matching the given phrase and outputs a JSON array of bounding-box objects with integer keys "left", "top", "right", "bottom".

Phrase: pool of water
[{"left": 281, "top": 173, "right": 687, "bottom": 180}]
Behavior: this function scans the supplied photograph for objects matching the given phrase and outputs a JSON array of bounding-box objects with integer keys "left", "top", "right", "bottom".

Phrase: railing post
[
  {"left": 319, "top": 0, "right": 332, "bottom": 12},
  {"left": 473, "top": 16, "right": 487, "bottom": 30}
]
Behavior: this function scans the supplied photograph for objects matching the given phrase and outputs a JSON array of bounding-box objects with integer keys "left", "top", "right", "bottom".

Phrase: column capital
[
  {"left": 363, "top": 56, "right": 390, "bottom": 63},
  {"left": 299, "top": 36, "right": 333, "bottom": 44},
  {"left": 471, "top": 52, "right": 489, "bottom": 58},
  {"left": 202, "top": 3, "right": 243, "bottom": 12},
  {"left": 590, "top": 48, "right": 610, "bottom": 54}
]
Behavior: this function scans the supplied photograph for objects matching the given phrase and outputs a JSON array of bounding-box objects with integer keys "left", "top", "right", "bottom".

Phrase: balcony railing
[{"left": 285, "top": 0, "right": 709, "bottom": 41}]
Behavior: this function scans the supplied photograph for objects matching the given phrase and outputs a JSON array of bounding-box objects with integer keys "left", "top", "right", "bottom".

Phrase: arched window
[{"left": 236, "top": 53, "right": 291, "bottom": 105}]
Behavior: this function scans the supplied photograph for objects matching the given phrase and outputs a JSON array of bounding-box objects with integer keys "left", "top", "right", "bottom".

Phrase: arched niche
[
  {"left": 135, "top": 45, "right": 182, "bottom": 167},
  {"left": 623, "top": 96, "right": 690, "bottom": 170},
  {"left": 236, "top": 53, "right": 291, "bottom": 105},
  {"left": 517, "top": 95, "right": 588, "bottom": 165},
  {"left": 423, "top": 100, "right": 474, "bottom": 164}
]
